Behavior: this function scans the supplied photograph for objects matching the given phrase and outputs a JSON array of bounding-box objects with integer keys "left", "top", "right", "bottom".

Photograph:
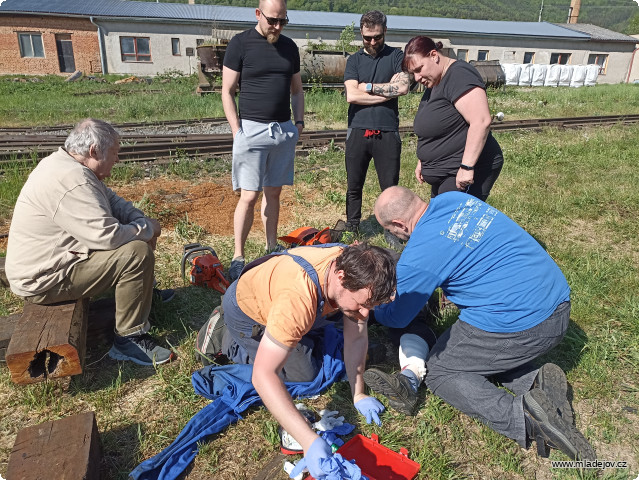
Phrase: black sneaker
[
  {"left": 523, "top": 388, "right": 595, "bottom": 460},
  {"left": 328, "top": 219, "right": 347, "bottom": 242},
  {"left": 108, "top": 333, "right": 175, "bottom": 366},
  {"left": 344, "top": 222, "right": 359, "bottom": 234},
  {"left": 533, "top": 363, "right": 574, "bottom": 425},
  {"left": 228, "top": 256, "right": 245, "bottom": 283},
  {"left": 363, "top": 368, "right": 418, "bottom": 415},
  {"left": 153, "top": 287, "right": 175, "bottom": 303}
]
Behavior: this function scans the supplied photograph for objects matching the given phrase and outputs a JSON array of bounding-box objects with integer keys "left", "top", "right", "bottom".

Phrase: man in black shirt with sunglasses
[
  {"left": 343, "top": 10, "right": 410, "bottom": 245},
  {"left": 222, "top": 0, "right": 304, "bottom": 282}
]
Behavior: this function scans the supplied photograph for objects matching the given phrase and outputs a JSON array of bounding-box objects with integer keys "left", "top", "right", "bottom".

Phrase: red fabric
[{"left": 364, "top": 129, "right": 381, "bottom": 138}]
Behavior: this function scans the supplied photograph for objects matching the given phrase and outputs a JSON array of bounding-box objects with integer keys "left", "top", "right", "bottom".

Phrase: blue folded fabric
[{"left": 130, "top": 325, "right": 346, "bottom": 480}]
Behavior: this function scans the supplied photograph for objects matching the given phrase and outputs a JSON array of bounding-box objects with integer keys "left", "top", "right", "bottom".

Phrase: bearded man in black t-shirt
[
  {"left": 222, "top": 0, "right": 305, "bottom": 282},
  {"left": 343, "top": 10, "right": 410, "bottom": 248}
]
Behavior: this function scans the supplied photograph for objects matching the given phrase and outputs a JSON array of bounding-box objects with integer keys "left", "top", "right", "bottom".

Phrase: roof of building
[
  {"left": 555, "top": 23, "right": 638, "bottom": 43},
  {"left": 0, "top": 0, "right": 595, "bottom": 41}
]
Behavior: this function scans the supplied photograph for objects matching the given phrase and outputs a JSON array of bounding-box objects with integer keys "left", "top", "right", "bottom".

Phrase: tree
[
  {"left": 626, "top": 12, "right": 639, "bottom": 34},
  {"left": 336, "top": 22, "right": 356, "bottom": 53}
]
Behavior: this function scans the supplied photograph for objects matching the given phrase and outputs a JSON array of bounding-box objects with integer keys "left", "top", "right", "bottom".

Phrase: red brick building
[{"left": 0, "top": 15, "right": 101, "bottom": 75}]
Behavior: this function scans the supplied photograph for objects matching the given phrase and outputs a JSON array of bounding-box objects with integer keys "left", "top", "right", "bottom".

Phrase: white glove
[{"left": 312, "top": 409, "right": 345, "bottom": 431}]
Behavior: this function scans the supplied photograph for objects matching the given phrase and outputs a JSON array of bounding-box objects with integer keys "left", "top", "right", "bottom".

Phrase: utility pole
[
  {"left": 568, "top": 0, "right": 581, "bottom": 23},
  {"left": 538, "top": 0, "right": 544, "bottom": 22}
]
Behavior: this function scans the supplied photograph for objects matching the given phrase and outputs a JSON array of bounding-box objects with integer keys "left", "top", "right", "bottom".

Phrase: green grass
[
  {"left": 1, "top": 74, "right": 638, "bottom": 128},
  {"left": 0, "top": 158, "right": 38, "bottom": 218},
  {"left": 0, "top": 80, "right": 638, "bottom": 479},
  {"left": 0, "top": 73, "right": 224, "bottom": 127},
  {"left": 486, "top": 83, "right": 639, "bottom": 120}
]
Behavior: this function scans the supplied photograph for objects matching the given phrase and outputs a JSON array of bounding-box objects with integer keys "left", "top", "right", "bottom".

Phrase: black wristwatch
[
  {"left": 295, "top": 120, "right": 305, "bottom": 127},
  {"left": 460, "top": 163, "right": 474, "bottom": 170}
]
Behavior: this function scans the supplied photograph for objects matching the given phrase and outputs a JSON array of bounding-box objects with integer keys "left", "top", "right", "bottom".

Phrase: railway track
[
  {"left": 0, "top": 117, "right": 229, "bottom": 135},
  {"left": 1, "top": 114, "right": 638, "bottom": 164}
]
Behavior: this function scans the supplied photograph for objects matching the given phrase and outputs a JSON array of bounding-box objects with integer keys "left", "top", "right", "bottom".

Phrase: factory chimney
[{"left": 568, "top": 0, "right": 581, "bottom": 23}]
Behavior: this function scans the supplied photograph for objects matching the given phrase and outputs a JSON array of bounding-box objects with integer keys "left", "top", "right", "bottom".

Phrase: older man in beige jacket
[{"left": 6, "top": 118, "right": 174, "bottom": 366}]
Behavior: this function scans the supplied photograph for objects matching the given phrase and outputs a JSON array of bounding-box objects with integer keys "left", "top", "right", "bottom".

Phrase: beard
[
  {"left": 364, "top": 42, "right": 384, "bottom": 56},
  {"left": 266, "top": 32, "right": 280, "bottom": 44},
  {"left": 258, "top": 23, "right": 280, "bottom": 44}
]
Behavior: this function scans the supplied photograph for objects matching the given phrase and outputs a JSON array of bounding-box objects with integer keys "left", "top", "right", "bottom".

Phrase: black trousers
[
  {"left": 425, "top": 161, "right": 503, "bottom": 201},
  {"left": 345, "top": 128, "right": 401, "bottom": 225}
]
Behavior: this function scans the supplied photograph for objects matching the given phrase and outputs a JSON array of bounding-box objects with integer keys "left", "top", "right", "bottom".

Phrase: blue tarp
[{"left": 130, "top": 325, "right": 346, "bottom": 480}]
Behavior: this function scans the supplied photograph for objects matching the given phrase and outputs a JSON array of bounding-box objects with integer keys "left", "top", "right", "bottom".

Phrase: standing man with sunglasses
[
  {"left": 222, "top": 0, "right": 304, "bottom": 282},
  {"left": 343, "top": 10, "right": 410, "bottom": 247}
]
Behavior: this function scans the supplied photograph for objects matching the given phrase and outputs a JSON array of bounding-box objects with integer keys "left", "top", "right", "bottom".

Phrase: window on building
[
  {"left": 18, "top": 33, "right": 44, "bottom": 58},
  {"left": 550, "top": 52, "right": 571, "bottom": 65},
  {"left": 196, "top": 38, "right": 205, "bottom": 46},
  {"left": 477, "top": 50, "right": 489, "bottom": 61},
  {"left": 120, "top": 36, "right": 152, "bottom": 62},
  {"left": 523, "top": 51, "right": 535, "bottom": 64},
  {"left": 588, "top": 53, "right": 608, "bottom": 74},
  {"left": 171, "top": 38, "right": 181, "bottom": 56},
  {"left": 456, "top": 49, "right": 468, "bottom": 61}
]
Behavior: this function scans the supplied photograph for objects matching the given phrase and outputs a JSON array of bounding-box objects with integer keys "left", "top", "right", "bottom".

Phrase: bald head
[
  {"left": 259, "top": 0, "right": 286, "bottom": 10},
  {"left": 375, "top": 186, "right": 426, "bottom": 231}
]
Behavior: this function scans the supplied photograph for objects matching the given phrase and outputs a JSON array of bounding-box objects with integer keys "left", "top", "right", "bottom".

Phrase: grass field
[
  {"left": 1, "top": 73, "right": 639, "bottom": 128},
  {"left": 0, "top": 76, "right": 638, "bottom": 479}
]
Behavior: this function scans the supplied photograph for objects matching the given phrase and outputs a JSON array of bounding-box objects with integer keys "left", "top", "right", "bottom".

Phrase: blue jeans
[{"left": 425, "top": 301, "right": 570, "bottom": 447}]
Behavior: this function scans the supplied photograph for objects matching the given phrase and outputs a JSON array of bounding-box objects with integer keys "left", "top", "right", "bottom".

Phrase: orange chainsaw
[
  {"left": 278, "top": 220, "right": 347, "bottom": 247},
  {"left": 181, "top": 243, "right": 229, "bottom": 294}
]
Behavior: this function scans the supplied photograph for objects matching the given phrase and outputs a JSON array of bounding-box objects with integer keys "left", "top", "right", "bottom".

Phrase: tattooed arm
[
  {"left": 345, "top": 72, "right": 411, "bottom": 105},
  {"left": 364, "top": 72, "right": 411, "bottom": 98}
]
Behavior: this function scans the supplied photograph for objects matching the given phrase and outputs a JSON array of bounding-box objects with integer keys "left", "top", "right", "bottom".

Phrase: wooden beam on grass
[
  {"left": 0, "top": 298, "right": 116, "bottom": 363},
  {"left": 5, "top": 299, "right": 89, "bottom": 384},
  {"left": 6, "top": 411, "right": 102, "bottom": 480}
]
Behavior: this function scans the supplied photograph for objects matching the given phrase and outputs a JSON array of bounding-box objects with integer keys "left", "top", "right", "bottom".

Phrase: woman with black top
[{"left": 402, "top": 36, "right": 503, "bottom": 200}]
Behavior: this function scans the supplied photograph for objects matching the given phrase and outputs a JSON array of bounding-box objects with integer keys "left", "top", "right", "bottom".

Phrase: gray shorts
[{"left": 231, "top": 119, "right": 299, "bottom": 192}]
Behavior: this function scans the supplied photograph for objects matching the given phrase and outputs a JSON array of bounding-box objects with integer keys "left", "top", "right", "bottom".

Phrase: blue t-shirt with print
[{"left": 375, "top": 192, "right": 570, "bottom": 333}]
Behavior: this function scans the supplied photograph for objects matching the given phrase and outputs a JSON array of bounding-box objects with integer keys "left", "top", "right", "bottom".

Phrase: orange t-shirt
[{"left": 235, "top": 245, "right": 343, "bottom": 349}]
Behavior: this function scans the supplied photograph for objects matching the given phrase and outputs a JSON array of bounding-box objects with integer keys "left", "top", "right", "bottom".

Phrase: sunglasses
[
  {"left": 362, "top": 33, "right": 384, "bottom": 42},
  {"left": 259, "top": 9, "right": 289, "bottom": 26}
]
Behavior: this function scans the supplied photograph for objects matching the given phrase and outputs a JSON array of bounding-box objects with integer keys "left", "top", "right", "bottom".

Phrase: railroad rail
[
  {"left": 1, "top": 114, "right": 638, "bottom": 164},
  {"left": 0, "top": 117, "right": 228, "bottom": 135}
]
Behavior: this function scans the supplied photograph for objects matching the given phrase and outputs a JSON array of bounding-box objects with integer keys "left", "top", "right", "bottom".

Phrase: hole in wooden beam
[{"left": 28, "top": 350, "right": 62, "bottom": 379}]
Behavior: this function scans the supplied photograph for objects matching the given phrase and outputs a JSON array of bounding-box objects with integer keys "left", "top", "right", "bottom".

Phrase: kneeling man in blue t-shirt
[{"left": 367, "top": 186, "right": 595, "bottom": 461}]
